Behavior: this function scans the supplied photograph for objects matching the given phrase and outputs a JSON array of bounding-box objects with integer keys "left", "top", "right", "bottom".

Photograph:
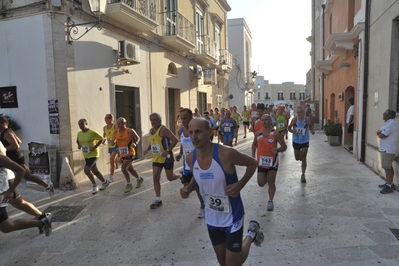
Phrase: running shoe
[
  {"left": 198, "top": 207, "right": 205, "bottom": 219},
  {"left": 100, "top": 180, "right": 110, "bottom": 191},
  {"left": 124, "top": 183, "right": 133, "bottom": 193},
  {"left": 46, "top": 183, "right": 55, "bottom": 197},
  {"left": 267, "top": 200, "right": 274, "bottom": 211},
  {"left": 301, "top": 174, "right": 306, "bottom": 183},
  {"left": 136, "top": 177, "right": 144, "bottom": 188},
  {"left": 107, "top": 175, "right": 114, "bottom": 183},
  {"left": 248, "top": 220, "right": 264, "bottom": 246},
  {"left": 92, "top": 184, "right": 99, "bottom": 195},
  {"left": 379, "top": 183, "right": 395, "bottom": 189},
  {"left": 150, "top": 200, "right": 163, "bottom": 209},
  {"left": 380, "top": 184, "right": 394, "bottom": 194},
  {"left": 40, "top": 213, "right": 52, "bottom": 236},
  {"left": 37, "top": 212, "right": 51, "bottom": 234}
]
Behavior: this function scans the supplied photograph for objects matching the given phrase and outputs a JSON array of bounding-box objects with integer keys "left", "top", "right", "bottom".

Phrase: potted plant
[{"left": 324, "top": 120, "right": 342, "bottom": 146}]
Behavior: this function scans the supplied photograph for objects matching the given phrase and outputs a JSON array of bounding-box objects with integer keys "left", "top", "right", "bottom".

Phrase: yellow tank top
[
  {"left": 115, "top": 128, "right": 135, "bottom": 157},
  {"left": 150, "top": 125, "right": 169, "bottom": 163},
  {"left": 103, "top": 124, "right": 117, "bottom": 148}
]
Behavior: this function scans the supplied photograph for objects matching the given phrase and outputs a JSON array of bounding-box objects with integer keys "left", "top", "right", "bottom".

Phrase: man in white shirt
[
  {"left": 377, "top": 109, "right": 399, "bottom": 194},
  {"left": 346, "top": 98, "right": 355, "bottom": 149}
]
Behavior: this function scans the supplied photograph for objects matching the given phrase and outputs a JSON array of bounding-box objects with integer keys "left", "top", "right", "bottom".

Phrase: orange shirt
[
  {"left": 254, "top": 118, "right": 263, "bottom": 134},
  {"left": 256, "top": 130, "right": 279, "bottom": 169},
  {"left": 115, "top": 128, "right": 135, "bottom": 157}
]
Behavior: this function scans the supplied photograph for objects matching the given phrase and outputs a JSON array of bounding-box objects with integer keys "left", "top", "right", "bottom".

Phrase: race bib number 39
[{"left": 204, "top": 194, "right": 229, "bottom": 213}]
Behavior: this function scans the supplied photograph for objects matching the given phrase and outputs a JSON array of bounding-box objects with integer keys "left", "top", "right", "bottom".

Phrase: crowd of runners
[{"left": 0, "top": 103, "right": 318, "bottom": 266}]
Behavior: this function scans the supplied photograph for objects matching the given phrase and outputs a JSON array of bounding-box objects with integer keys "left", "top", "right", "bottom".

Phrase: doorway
[
  {"left": 115, "top": 85, "right": 142, "bottom": 159},
  {"left": 168, "top": 88, "right": 180, "bottom": 135}
]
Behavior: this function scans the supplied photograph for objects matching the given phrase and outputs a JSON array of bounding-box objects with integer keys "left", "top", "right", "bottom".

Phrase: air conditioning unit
[
  {"left": 119, "top": 40, "right": 140, "bottom": 63},
  {"left": 338, "top": 92, "right": 344, "bottom": 101},
  {"left": 193, "top": 65, "right": 203, "bottom": 79},
  {"left": 216, "top": 94, "right": 222, "bottom": 104}
]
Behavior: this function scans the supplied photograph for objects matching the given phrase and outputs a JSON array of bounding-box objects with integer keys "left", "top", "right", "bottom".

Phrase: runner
[
  {"left": 113, "top": 117, "right": 144, "bottom": 193},
  {"left": 102, "top": 114, "right": 118, "bottom": 182},
  {"left": 76, "top": 119, "right": 110, "bottom": 194},
  {"left": 180, "top": 118, "right": 264, "bottom": 266},
  {"left": 220, "top": 109, "right": 237, "bottom": 147},
  {"left": 174, "top": 108, "right": 205, "bottom": 218},
  {"left": 253, "top": 114, "right": 287, "bottom": 211},
  {"left": 231, "top": 106, "right": 242, "bottom": 145},
  {"left": 143, "top": 113, "right": 180, "bottom": 209},
  {"left": 274, "top": 106, "right": 288, "bottom": 140},
  {"left": 0, "top": 116, "right": 54, "bottom": 197},
  {"left": 287, "top": 106, "right": 315, "bottom": 183},
  {"left": 241, "top": 105, "right": 251, "bottom": 138}
]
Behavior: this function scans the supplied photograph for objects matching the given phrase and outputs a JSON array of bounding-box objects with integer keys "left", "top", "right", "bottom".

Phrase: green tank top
[
  {"left": 231, "top": 112, "right": 240, "bottom": 125},
  {"left": 276, "top": 114, "right": 286, "bottom": 131}
]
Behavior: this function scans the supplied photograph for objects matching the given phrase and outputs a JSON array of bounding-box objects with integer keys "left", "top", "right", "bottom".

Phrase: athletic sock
[{"left": 247, "top": 231, "right": 256, "bottom": 240}]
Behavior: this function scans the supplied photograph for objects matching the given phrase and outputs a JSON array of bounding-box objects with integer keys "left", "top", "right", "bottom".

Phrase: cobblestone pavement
[{"left": 1, "top": 129, "right": 399, "bottom": 266}]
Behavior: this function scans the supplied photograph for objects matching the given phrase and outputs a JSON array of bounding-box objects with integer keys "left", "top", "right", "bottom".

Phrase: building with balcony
[
  {"left": 227, "top": 18, "right": 254, "bottom": 108},
  {"left": 0, "top": 0, "right": 232, "bottom": 185}
]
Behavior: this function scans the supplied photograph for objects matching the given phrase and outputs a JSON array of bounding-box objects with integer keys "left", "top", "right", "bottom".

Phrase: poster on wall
[
  {"left": 28, "top": 142, "right": 50, "bottom": 175},
  {"left": 203, "top": 69, "right": 217, "bottom": 85},
  {"left": 48, "top": 99, "right": 59, "bottom": 134},
  {"left": 0, "top": 86, "right": 18, "bottom": 108}
]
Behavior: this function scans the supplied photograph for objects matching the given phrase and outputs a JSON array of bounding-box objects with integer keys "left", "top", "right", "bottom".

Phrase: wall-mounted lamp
[
  {"left": 66, "top": 0, "right": 107, "bottom": 44},
  {"left": 251, "top": 71, "right": 257, "bottom": 83}
]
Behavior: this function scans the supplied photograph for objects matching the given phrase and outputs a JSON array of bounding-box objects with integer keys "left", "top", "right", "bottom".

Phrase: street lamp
[{"left": 66, "top": 0, "right": 107, "bottom": 44}]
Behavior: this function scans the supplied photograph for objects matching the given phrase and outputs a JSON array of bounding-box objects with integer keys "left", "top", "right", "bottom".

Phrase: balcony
[
  {"left": 161, "top": 11, "right": 196, "bottom": 52},
  {"left": 195, "top": 35, "right": 218, "bottom": 66},
  {"left": 106, "top": 0, "right": 158, "bottom": 32},
  {"left": 217, "top": 49, "right": 232, "bottom": 71}
]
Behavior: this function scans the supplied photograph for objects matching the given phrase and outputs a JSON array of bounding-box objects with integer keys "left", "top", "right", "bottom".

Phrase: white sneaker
[
  {"left": 267, "top": 200, "right": 274, "bottom": 211},
  {"left": 46, "top": 183, "right": 55, "bottom": 197},
  {"left": 248, "top": 220, "right": 264, "bottom": 246},
  {"left": 197, "top": 207, "right": 204, "bottom": 219},
  {"left": 107, "top": 175, "right": 114, "bottom": 183},
  {"left": 92, "top": 184, "right": 99, "bottom": 195},
  {"left": 100, "top": 180, "right": 110, "bottom": 191}
]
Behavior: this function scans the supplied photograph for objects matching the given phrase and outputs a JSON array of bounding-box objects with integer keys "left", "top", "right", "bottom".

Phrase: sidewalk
[{"left": 1, "top": 129, "right": 399, "bottom": 266}]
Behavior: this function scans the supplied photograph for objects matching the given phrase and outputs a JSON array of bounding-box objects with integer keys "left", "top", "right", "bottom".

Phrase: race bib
[
  {"left": 296, "top": 127, "right": 306, "bottom": 136},
  {"left": 224, "top": 126, "right": 231, "bottom": 133},
  {"left": 259, "top": 156, "right": 273, "bottom": 167},
  {"left": 183, "top": 149, "right": 193, "bottom": 157},
  {"left": 204, "top": 194, "right": 229, "bottom": 213},
  {"left": 151, "top": 144, "right": 161, "bottom": 154},
  {"left": 82, "top": 146, "right": 90, "bottom": 153},
  {"left": 107, "top": 138, "right": 112, "bottom": 144},
  {"left": 119, "top": 146, "right": 129, "bottom": 155},
  {"left": 278, "top": 123, "right": 285, "bottom": 129}
]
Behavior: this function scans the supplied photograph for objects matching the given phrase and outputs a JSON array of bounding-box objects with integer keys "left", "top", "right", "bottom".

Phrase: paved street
[{"left": 1, "top": 129, "right": 399, "bottom": 266}]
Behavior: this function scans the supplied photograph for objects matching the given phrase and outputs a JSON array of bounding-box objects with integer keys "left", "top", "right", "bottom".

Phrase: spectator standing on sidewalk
[
  {"left": 377, "top": 109, "right": 399, "bottom": 194},
  {"left": 143, "top": 113, "right": 180, "bottom": 209},
  {"left": 77, "top": 119, "right": 110, "bottom": 195},
  {"left": 180, "top": 118, "right": 264, "bottom": 266},
  {"left": 346, "top": 98, "right": 355, "bottom": 150},
  {"left": 287, "top": 105, "right": 315, "bottom": 183},
  {"left": 253, "top": 114, "right": 287, "bottom": 211}
]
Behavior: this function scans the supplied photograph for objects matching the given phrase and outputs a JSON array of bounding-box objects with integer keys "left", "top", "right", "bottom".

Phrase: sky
[{"left": 227, "top": 0, "right": 311, "bottom": 85}]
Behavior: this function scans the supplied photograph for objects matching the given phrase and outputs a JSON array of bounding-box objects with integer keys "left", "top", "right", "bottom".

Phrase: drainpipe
[
  {"left": 312, "top": 0, "right": 316, "bottom": 102},
  {"left": 321, "top": 4, "right": 326, "bottom": 129},
  {"left": 360, "top": 0, "right": 370, "bottom": 162}
]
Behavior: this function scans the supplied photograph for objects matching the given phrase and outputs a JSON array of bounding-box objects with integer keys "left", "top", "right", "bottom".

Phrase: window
[
  {"left": 215, "top": 27, "right": 221, "bottom": 63},
  {"left": 196, "top": 9, "right": 204, "bottom": 54},
  {"left": 198, "top": 92, "right": 207, "bottom": 115},
  {"left": 392, "top": 17, "right": 399, "bottom": 111},
  {"left": 257, "top": 91, "right": 260, "bottom": 100},
  {"left": 278, "top": 91, "right": 284, "bottom": 100},
  {"left": 299, "top": 92, "right": 305, "bottom": 100},
  {"left": 290, "top": 92, "right": 296, "bottom": 100},
  {"left": 265, "top": 92, "right": 269, "bottom": 100},
  {"left": 165, "top": 0, "right": 177, "bottom": 36}
]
